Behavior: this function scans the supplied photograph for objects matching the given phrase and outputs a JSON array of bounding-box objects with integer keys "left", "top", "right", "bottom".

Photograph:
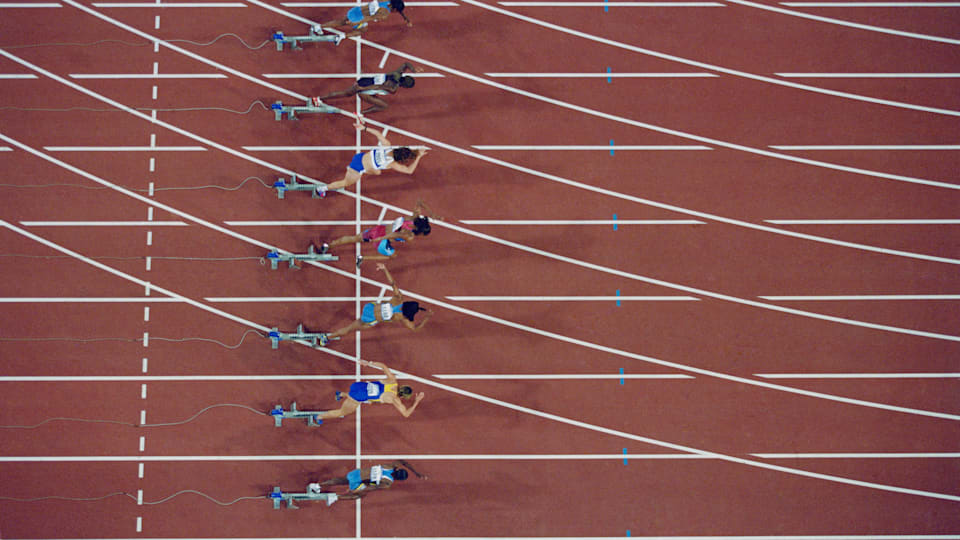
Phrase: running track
[{"left": 0, "top": 0, "right": 958, "bottom": 537}]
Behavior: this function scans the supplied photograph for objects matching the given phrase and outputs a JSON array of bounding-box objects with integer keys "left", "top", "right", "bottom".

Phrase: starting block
[
  {"left": 270, "top": 402, "right": 326, "bottom": 427},
  {"left": 265, "top": 244, "right": 338, "bottom": 269},
  {"left": 272, "top": 174, "right": 325, "bottom": 199},
  {"left": 271, "top": 25, "right": 341, "bottom": 51},
  {"left": 271, "top": 99, "right": 339, "bottom": 121},
  {"left": 270, "top": 485, "right": 338, "bottom": 509},
  {"left": 268, "top": 323, "right": 339, "bottom": 348}
]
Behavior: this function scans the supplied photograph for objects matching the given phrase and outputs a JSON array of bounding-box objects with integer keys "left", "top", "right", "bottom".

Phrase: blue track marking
[
  {"left": 616, "top": 289, "right": 621, "bottom": 306},
  {"left": 613, "top": 213, "right": 618, "bottom": 230},
  {"left": 627, "top": 532, "right": 632, "bottom": 537},
  {"left": 620, "top": 367, "right": 625, "bottom": 384},
  {"left": 609, "top": 138, "right": 615, "bottom": 155},
  {"left": 606, "top": 66, "right": 612, "bottom": 81},
  {"left": 623, "top": 448, "right": 628, "bottom": 465}
]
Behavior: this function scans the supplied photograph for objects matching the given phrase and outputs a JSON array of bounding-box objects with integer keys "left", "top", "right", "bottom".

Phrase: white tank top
[
  {"left": 379, "top": 302, "right": 395, "bottom": 321},
  {"left": 371, "top": 147, "right": 394, "bottom": 170}
]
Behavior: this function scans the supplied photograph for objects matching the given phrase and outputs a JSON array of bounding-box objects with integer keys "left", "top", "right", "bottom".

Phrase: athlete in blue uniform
[
  {"left": 317, "top": 122, "right": 427, "bottom": 195},
  {"left": 320, "top": 263, "right": 432, "bottom": 345},
  {"left": 317, "top": 460, "right": 427, "bottom": 500},
  {"left": 320, "top": 0, "right": 411, "bottom": 39},
  {"left": 312, "top": 62, "right": 422, "bottom": 114},
  {"left": 315, "top": 360, "right": 425, "bottom": 421}
]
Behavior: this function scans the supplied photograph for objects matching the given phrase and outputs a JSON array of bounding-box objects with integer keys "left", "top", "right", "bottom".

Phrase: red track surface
[{"left": 0, "top": 0, "right": 958, "bottom": 537}]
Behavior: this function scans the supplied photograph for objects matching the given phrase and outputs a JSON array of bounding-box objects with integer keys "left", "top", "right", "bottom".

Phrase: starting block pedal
[
  {"left": 271, "top": 99, "right": 338, "bottom": 121},
  {"left": 270, "top": 485, "right": 338, "bottom": 509},
  {"left": 273, "top": 174, "right": 326, "bottom": 199},
  {"left": 268, "top": 323, "right": 340, "bottom": 348},
  {"left": 270, "top": 402, "right": 326, "bottom": 427},
  {"left": 265, "top": 244, "right": 338, "bottom": 269},
  {"left": 271, "top": 25, "right": 341, "bottom": 51}
]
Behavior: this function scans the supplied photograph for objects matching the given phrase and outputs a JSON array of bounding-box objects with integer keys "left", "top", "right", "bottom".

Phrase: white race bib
[
  {"left": 370, "top": 465, "right": 383, "bottom": 485},
  {"left": 367, "top": 0, "right": 380, "bottom": 15},
  {"left": 379, "top": 302, "right": 394, "bottom": 321},
  {"left": 366, "top": 382, "right": 381, "bottom": 397}
]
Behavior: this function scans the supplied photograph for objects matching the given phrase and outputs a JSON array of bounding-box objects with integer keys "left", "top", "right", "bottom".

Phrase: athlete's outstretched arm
[{"left": 391, "top": 392, "right": 425, "bottom": 418}]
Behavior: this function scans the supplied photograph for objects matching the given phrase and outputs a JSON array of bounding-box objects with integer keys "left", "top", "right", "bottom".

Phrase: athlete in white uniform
[{"left": 319, "top": 122, "right": 427, "bottom": 194}]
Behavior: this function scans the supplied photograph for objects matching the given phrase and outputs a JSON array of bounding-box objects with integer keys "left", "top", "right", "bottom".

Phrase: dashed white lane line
[{"left": 143, "top": 306, "right": 150, "bottom": 321}]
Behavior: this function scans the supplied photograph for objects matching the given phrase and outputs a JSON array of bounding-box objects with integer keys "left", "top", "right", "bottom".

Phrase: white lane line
[
  {"left": 766, "top": 219, "right": 960, "bottom": 224},
  {"left": 224, "top": 220, "right": 382, "bottom": 225},
  {"left": 1, "top": 453, "right": 957, "bottom": 462},
  {"left": 135, "top": 516, "right": 141, "bottom": 532},
  {"left": 142, "top": 358, "right": 148, "bottom": 373},
  {"left": 760, "top": 295, "right": 960, "bottom": 300},
  {"left": 141, "top": 384, "right": 147, "bottom": 398},
  {"left": 728, "top": 0, "right": 960, "bottom": 44},
  {"left": 68, "top": 73, "right": 226, "bottom": 79},
  {"left": 459, "top": 219, "right": 705, "bottom": 225},
  {"left": 43, "top": 146, "right": 205, "bottom": 151},
  {"left": 0, "top": 454, "right": 708, "bottom": 462},
  {"left": 138, "top": 436, "right": 145, "bottom": 452},
  {"left": 20, "top": 221, "right": 187, "bottom": 226},
  {"left": 753, "top": 453, "right": 960, "bottom": 458},
  {"left": 143, "top": 306, "right": 150, "bottom": 321},
  {"left": 92, "top": 1, "right": 246, "bottom": 5},
  {"left": 771, "top": 145, "right": 960, "bottom": 149},
  {"left": 500, "top": 1, "right": 724, "bottom": 4},
  {"left": 145, "top": 256, "right": 151, "bottom": 270},
  {"left": 0, "top": 74, "right": 38, "bottom": 78},
  {"left": 0, "top": 2, "right": 61, "bottom": 6},
  {"left": 473, "top": 145, "right": 712, "bottom": 150},
  {"left": 484, "top": 72, "right": 718, "bottom": 77},
  {"left": 446, "top": 295, "right": 700, "bottom": 301},
  {"left": 434, "top": 374, "right": 694, "bottom": 379},
  {"left": 4, "top": 142, "right": 957, "bottom": 503},
  {"left": 145, "top": 231, "right": 152, "bottom": 245},
  {"left": 0, "top": 375, "right": 384, "bottom": 381},
  {"left": 241, "top": 146, "right": 370, "bottom": 151},
  {"left": 138, "top": 462, "right": 144, "bottom": 477},
  {"left": 0, "top": 297, "right": 183, "bottom": 302},
  {"left": 142, "top": 332, "right": 149, "bottom": 347},
  {"left": 755, "top": 373, "right": 960, "bottom": 379},
  {"left": 782, "top": 1, "right": 960, "bottom": 5},
  {"left": 5, "top": 46, "right": 960, "bottom": 351},
  {"left": 205, "top": 296, "right": 383, "bottom": 301},
  {"left": 261, "top": 72, "right": 445, "bottom": 78},
  {"left": 460, "top": 0, "right": 960, "bottom": 113},
  {"left": 139, "top": 410, "right": 146, "bottom": 425},
  {"left": 777, "top": 74, "right": 960, "bottom": 79}
]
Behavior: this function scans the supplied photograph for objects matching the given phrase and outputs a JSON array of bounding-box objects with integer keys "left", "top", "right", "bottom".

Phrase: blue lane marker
[
  {"left": 604, "top": 0, "right": 609, "bottom": 11},
  {"left": 606, "top": 66, "right": 612, "bottom": 82},
  {"left": 613, "top": 213, "right": 618, "bottom": 230},
  {"left": 619, "top": 367, "right": 625, "bottom": 385},
  {"left": 609, "top": 139, "right": 615, "bottom": 155},
  {"left": 616, "top": 289, "right": 621, "bottom": 306},
  {"left": 623, "top": 448, "right": 628, "bottom": 465},
  {"left": 627, "top": 532, "right": 632, "bottom": 538}
]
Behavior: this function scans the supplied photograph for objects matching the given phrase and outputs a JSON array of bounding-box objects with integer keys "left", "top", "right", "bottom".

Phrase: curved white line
[
  {"left": 727, "top": 0, "right": 960, "bottom": 45},
  {"left": 454, "top": 0, "right": 960, "bottom": 117},
  {"left": 3, "top": 218, "right": 959, "bottom": 502}
]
